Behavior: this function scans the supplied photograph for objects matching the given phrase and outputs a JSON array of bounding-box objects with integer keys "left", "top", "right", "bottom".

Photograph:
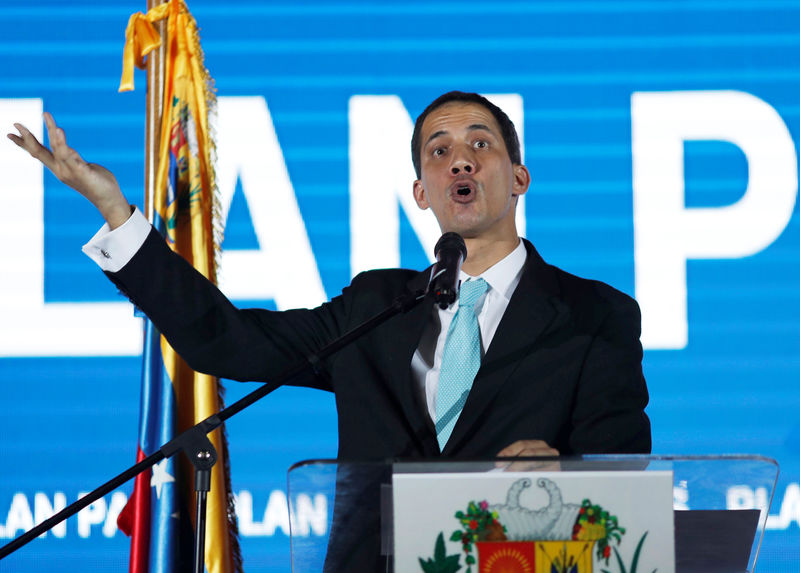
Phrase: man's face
[{"left": 413, "top": 102, "right": 530, "bottom": 241}]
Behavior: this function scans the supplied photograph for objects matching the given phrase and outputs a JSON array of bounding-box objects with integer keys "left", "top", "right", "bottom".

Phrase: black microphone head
[
  {"left": 431, "top": 232, "right": 467, "bottom": 309},
  {"left": 434, "top": 232, "right": 467, "bottom": 260}
]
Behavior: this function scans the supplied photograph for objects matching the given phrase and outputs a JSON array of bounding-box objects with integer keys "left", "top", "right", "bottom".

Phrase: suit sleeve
[
  {"left": 105, "top": 227, "right": 352, "bottom": 388},
  {"left": 568, "top": 295, "right": 652, "bottom": 454}
]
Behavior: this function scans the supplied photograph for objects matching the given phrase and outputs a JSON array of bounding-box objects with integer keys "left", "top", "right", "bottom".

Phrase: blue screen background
[{"left": 1, "top": 1, "right": 799, "bottom": 571}]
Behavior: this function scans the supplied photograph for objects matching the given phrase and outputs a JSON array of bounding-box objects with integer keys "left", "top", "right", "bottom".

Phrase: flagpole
[
  {"left": 140, "top": 4, "right": 219, "bottom": 571},
  {"left": 144, "top": 0, "right": 166, "bottom": 221},
  {"left": 131, "top": 3, "right": 243, "bottom": 571},
  {"left": 140, "top": 3, "right": 164, "bottom": 571}
]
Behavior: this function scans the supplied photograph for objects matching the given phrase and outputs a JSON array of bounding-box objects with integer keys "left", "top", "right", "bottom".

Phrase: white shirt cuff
[{"left": 81, "top": 207, "right": 152, "bottom": 272}]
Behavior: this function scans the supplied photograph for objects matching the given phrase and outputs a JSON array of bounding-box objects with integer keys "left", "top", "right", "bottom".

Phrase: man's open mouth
[{"left": 450, "top": 180, "right": 476, "bottom": 200}]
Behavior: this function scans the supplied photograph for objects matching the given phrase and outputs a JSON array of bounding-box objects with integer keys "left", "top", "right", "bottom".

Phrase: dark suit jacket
[
  {"left": 107, "top": 230, "right": 650, "bottom": 459},
  {"left": 107, "top": 229, "right": 650, "bottom": 571}
]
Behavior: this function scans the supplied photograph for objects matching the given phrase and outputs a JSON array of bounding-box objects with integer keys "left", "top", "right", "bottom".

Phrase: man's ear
[
  {"left": 413, "top": 179, "right": 429, "bottom": 209},
  {"left": 511, "top": 164, "right": 531, "bottom": 197}
]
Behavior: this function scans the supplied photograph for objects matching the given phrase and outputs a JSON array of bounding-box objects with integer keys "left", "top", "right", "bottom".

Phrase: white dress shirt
[
  {"left": 82, "top": 208, "right": 528, "bottom": 424},
  {"left": 411, "top": 240, "right": 527, "bottom": 423}
]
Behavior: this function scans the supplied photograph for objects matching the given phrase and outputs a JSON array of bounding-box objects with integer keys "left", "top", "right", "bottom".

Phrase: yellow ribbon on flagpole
[{"left": 118, "top": 3, "right": 170, "bottom": 92}]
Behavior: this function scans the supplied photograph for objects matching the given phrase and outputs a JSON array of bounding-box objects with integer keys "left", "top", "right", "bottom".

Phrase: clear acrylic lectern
[{"left": 287, "top": 455, "right": 778, "bottom": 573}]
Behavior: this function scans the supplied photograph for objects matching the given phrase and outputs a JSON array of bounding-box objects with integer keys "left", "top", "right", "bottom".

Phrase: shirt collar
[{"left": 460, "top": 238, "right": 527, "bottom": 302}]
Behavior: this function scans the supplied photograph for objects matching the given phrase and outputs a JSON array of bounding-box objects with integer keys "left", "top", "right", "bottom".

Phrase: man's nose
[{"left": 450, "top": 148, "right": 476, "bottom": 175}]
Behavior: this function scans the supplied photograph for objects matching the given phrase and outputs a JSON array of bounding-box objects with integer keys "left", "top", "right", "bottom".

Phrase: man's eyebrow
[
  {"left": 467, "top": 123, "right": 493, "bottom": 134},
  {"left": 424, "top": 130, "right": 448, "bottom": 147},
  {"left": 424, "top": 124, "right": 496, "bottom": 147}
]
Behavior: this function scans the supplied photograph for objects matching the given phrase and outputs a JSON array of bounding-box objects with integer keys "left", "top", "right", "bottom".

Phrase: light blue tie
[{"left": 435, "top": 278, "right": 489, "bottom": 449}]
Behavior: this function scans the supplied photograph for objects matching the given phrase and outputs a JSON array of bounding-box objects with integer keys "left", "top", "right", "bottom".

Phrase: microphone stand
[{"left": 0, "top": 286, "right": 428, "bottom": 572}]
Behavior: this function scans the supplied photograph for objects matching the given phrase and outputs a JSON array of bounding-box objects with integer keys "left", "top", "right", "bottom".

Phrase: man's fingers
[
  {"left": 6, "top": 132, "right": 23, "bottom": 146},
  {"left": 7, "top": 115, "right": 86, "bottom": 184},
  {"left": 49, "top": 125, "right": 72, "bottom": 161},
  {"left": 10, "top": 114, "right": 76, "bottom": 165},
  {"left": 43, "top": 111, "right": 57, "bottom": 144},
  {"left": 37, "top": 114, "right": 85, "bottom": 173},
  {"left": 497, "top": 440, "right": 558, "bottom": 458},
  {"left": 10, "top": 122, "right": 40, "bottom": 150},
  {"left": 48, "top": 127, "right": 86, "bottom": 173},
  {"left": 495, "top": 440, "right": 559, "bottom": 469},
  {"left": 9, "top": 113, "right": 128, "bottom": 225},
  {"left": 509, "top": 446, "right": 559, "bottom": 457},
  {"left": 42, "top": 112, "right": 70, "bottom": 161},
  {"left": 8, "top": 122, "right": 55, "bottom": 167}
]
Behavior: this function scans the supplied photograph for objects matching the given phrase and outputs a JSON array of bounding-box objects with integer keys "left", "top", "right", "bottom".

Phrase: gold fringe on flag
[{"left": 119, "top": 1, "right": 240, "bottom": 572}]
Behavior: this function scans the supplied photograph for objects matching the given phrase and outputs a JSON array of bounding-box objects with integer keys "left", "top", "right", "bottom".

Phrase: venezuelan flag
[{"left": 117, "top": 1, "right": 240, "bottom": 572}]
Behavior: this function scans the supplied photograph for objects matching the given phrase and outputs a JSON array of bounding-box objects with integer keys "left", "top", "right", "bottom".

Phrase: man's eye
[
  {"left": 433, "top": 147, "right": 446, "bottom": 157},
  {"left": 474, "top": 140, "right": 488, "bottom": 149}
]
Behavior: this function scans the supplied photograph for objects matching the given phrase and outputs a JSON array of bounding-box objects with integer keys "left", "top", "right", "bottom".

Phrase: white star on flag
[{"left": 151, "top": 459, "right": 176, "bottom": 499}]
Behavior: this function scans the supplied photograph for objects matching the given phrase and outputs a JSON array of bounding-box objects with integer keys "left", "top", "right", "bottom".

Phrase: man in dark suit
[
  {"left": 8, "top": 89, "right": 650, "bottom": 458},
  {"left": 9, "top": 91, "right": 649, "bottom": 569}
]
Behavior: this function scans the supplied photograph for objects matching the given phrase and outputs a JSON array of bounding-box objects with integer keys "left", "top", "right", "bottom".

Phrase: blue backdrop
[{"left": 1, "top": 1, "right": 799, "bottom": 571}]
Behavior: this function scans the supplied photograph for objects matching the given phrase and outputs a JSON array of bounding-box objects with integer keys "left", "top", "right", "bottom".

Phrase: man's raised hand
[{"left": 7, "top": 112, "right": 132, "bottom": 229}]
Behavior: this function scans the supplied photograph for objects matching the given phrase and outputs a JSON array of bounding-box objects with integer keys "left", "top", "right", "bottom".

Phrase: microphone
[{"left": 429, "top": 232, "right": 467, "bottom": 310}]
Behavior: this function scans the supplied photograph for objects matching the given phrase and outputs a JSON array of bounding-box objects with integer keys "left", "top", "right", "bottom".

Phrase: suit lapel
[
  {"left": 442, "top": 241, "right": 566, "bottom": 455},
  {"left": 384, "top": 268, "right": 439, "bottom": 455}
]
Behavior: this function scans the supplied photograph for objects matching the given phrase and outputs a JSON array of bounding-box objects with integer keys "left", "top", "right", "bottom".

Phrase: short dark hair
[{"left": 411, "top": 91, "right": 522, "bottom": 179}]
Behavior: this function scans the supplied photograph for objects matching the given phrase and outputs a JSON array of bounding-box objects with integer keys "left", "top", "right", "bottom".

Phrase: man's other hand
[
  {"left": 495, "top": 439, "right": 560, "bottom": 471},
  {"left": 7, "top": 112, "right": 131, "bottom": 229}
]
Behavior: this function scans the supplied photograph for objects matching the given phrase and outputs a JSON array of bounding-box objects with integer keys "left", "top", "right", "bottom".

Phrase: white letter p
[{"left": 632, "top": 91, "right": 797, "bottom": 349}]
